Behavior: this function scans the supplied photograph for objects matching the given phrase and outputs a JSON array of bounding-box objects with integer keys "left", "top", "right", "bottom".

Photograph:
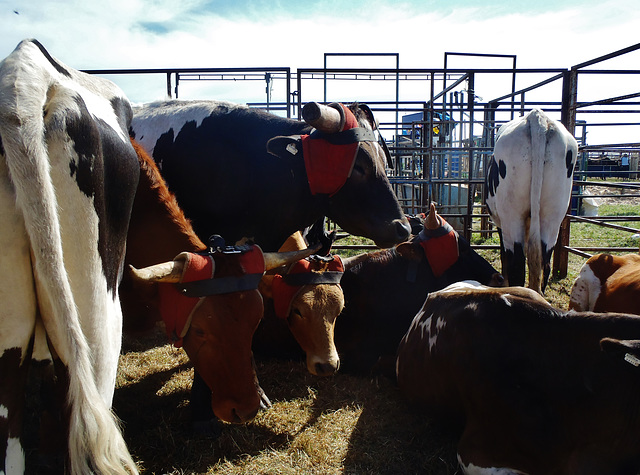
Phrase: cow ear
[
  {"left": 266, "top": 135, "right": 302, "bottom": 160},
  {"left": 601, "top": 337, "right": 640, "bottom": 368},
  {"left": 396, "top": 242, "right": 423, "bottom": 262}
]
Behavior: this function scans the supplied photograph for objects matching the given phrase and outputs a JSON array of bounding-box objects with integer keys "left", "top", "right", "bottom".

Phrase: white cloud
[{"left": 2, "top": 0, "right": 639, "bottom": 143}]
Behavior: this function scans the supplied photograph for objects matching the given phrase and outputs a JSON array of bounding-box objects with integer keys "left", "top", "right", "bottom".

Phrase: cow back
[
  {"left": 397, "top": 283, "right": 640, "bottom": 474},
  {"left": 130, "top": 100, "right": 410, "bottom": 251},
  {"left": 0, "top": 39, "right": 137, "bottom": 474}
]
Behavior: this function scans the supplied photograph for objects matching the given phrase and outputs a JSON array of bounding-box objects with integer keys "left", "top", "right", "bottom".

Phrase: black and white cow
[
  {"left": 129, "top": 99, "right": 411, "bottom": 251},
  {"left": 485, "top": 108, "right": 578, "bottom": 294},
  {"left": 0, "top": 39, "right": 138, "bottom": 474}
]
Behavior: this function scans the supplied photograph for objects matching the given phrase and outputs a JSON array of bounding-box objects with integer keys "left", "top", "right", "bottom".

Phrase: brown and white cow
[
  {"left": 397, "top": 281, "right": 640, "bottom": 474},
  {"left": 120, "top": 141, "right": 317, "bottom": 424},
  {"left": 485, "top": 108, "right": 578, "bottom": 294},
  {"left": 569, "top": 252, "right": 640, "bottom": 314},
  {"left": 253, "top": 231, "right": 343, "bottom": 376},
  {"left": 0, "top": 39, "right": 138, "bottom": 474}
]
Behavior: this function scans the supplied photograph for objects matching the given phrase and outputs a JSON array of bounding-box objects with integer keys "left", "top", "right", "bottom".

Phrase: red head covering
[
  {"left": 158, "top": 247, "right": 265, "bottom": 347},
  {"left": 271, "top": 256, "right": 344, "bottom": 319},
  {"left": 301, "top": 103, "right": 360, "bottom": 196},
  {"left": 418, "top": 217, "right": 459, "bottom": 277},
  {"left": 158, "top": 252, "right": 214, "bottom": 347}
]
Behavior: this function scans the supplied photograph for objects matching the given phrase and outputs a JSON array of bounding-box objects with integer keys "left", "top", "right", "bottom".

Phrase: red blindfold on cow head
[
  {"left": 271, "top": 255, "right": 344, "bottom": 319},
  {"left": 301, "top": 103, "right": 376, "bottom": 196},
  {"left": 158, "top": 246, "right": 265, "bottom": 347},
  {"left": 417, "top": 217, "right": 459, "bottom": 277}
]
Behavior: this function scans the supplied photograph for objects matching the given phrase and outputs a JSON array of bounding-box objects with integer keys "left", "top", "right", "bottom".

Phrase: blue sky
[{"left": 1, "top": 0, "right": 639, "bottom": 113}]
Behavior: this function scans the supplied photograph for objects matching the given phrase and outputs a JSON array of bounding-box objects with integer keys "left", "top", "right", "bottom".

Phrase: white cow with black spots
[
  {"left": 485, "top": 108, "right": 578, "bottom": 294},
  {"left": 0, "top": 39, "right": 138, "bottom": 474}
]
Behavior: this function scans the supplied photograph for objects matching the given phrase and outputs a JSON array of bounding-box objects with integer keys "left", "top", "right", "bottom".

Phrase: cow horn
[
  {"left": 425, "top": 202, "right": 441, "bottom": 230},
  {"left": 302, "top": 102, "right": 345, "bottom": 134},
  {"left": 340, "top": 252, "right": 371, "bottom": 271},
  {"left": 263, "top": 243, "right": 322, "bottom": 271},
  {"left": 129, "top": 259, "right": 185, "bottom": 283}
]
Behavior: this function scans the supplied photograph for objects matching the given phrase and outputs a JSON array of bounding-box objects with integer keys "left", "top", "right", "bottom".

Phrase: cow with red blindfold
[
  {"left": 335, "top": 203, "right": 504, "bottom": 377},
  {"left": 254, "top": 232, "right": 344, "bottom": 377},
  {"left": 129, "top": 100, "right": 410, "bottom": 251}
]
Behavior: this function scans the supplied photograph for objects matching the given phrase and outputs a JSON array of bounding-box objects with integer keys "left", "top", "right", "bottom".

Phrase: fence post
[{"left": 553, "top": 69, "right": 578, "bottom": 280}]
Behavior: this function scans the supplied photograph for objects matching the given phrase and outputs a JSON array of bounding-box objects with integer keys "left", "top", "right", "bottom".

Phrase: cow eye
[
  {"left": 352, "top": 163, "right": 365, "bottom": 177},
  {"left": 292, "top": 308, "right": 303, "bottom": 319}
]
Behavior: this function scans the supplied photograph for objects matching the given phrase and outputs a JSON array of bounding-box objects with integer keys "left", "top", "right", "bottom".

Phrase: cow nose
[
  {"left": 491, "top": 273, "right": 506, "bottom": 287},
  {"left": 393, "top": 218, "right": 412, "bottom": 242},
  {"left": 232, "top": 405, "right": 260, "bottom": 424},
  {"left": 314, "top": 362, "right": 338, "bottom": 377}
]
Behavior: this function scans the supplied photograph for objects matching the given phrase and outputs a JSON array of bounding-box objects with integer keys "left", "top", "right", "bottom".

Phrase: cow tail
[
  {"left": 0, "top": 84, "right": 137, "bottom": 473},
  {"left": 526, "top": 109, "right": 546, "bottom": 293}
]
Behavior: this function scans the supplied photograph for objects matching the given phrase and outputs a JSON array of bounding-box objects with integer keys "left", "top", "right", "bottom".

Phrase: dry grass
[
  {"left": 114, "top": 327, "right": 460, "bottom": 475},
  {"left": 114, "top": 189, "right": 639, "bottom": 474},
  {"left": 113, "top": 250, "right": 576, "bottom": 475}
]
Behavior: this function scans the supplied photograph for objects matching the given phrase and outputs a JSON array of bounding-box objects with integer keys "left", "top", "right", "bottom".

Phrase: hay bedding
[
  {"left": 115, "top": 183, "right": 640, "bottom": 473},
  {"left": 114, "top": 323, "right": 460, "bottom": 474}
]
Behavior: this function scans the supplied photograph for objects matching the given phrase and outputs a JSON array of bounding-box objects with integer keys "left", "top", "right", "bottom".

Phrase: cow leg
[
  {"left": 497, "top": 228, "right": 507, "bottom": 283},
  {"left": 0, "top": 157, "right": 37, "bottom": 474},
  {"left": 189, "top": 371, "right": 221, "bottom": 436},
  {"left": 498, "top": 228, "right": 526, "bottom": 287},
  {"left": 540, "top": 243, "right": 554, "bottom": 294},
  {"left": 24, "top": 320, "right": 67, "bottom": 473},
  {"left": 505, "top": 242, "right": 526, "bottom": 287},
  {"left": 0, "top": 347, "right": 31, "bottom": 475}
]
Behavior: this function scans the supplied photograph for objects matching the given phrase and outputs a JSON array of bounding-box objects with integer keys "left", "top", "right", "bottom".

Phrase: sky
[{"left": 2, "top": 0, "right": 640, "bottom": 143}]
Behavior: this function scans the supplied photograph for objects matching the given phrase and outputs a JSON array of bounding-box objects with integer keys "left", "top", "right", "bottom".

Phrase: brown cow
[
  {"left": 569, "top": 253, "right": 640, "bottom": 314},
  {"left": 119, "top": 141, "right": 315, "bottom": 423},
  {"left": 254, "top": 232, "right": 344, "bottom": 376},
  {"left": 397, "top": 281, "right": 640, "bottom": 474}
]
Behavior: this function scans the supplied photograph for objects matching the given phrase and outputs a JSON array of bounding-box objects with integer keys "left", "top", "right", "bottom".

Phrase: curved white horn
[
  {"left": 302, "top": 102, "right": 344, "bottom": 134},
  {"left": 340, "top": 252, "right": 371, "bottom": 271},
  {"left": 129, "top": 259, "right": 185, "bottom": 283},
  {"left": 263, "top": 243, "right": 322, "bottom": 271}
]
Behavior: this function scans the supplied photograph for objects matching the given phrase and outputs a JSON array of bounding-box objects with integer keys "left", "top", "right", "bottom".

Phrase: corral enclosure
[
  {"left": 90, "top": 43, "right": 640, "bottom": 271},
  {"left": 91, "top": 45, "right": 640, "bottom": 474}
]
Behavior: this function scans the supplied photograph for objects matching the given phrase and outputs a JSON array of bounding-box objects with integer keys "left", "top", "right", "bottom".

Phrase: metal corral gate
[{"left": 86, "top": 43, "right": 640, "bottom": 278}]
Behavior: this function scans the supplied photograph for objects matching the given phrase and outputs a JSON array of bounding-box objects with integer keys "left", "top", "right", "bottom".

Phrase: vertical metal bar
[
  {"left": 465, "top": 72, "right": 475, "bottom": 242},
  {"left": 553, "top": 69, "right": 578, "bottom": 280},
  {"left": 426, "top": 74, "right": 435, "bottom": 208},
  {"left": 481, "top": 102, "right": 496, "bottom": 235},
  {"left": 286, "top": 68, "right": 291, "bottom": 119},
  {"left": 395, "top": 54, "right": 400, "bottom": 157},
  {"left": 296, "top": 71, "right": 303, "bottom": 121},
  {"left": 166, "top": 72, "right": 172, "bottom": 99},
  {"left": 323, "top": 55, "right": 327, "bottom": 103},
  {"left": 510, "top": 55, "right": 517, "bottom": 120}
]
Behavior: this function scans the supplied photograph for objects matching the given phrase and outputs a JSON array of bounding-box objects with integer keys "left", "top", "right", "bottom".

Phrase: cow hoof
[
  {"left": 259, "top": 387, "right": 272, "bottom": 410},
  {"left": 191, "top": 418, "right": 222, "bottom": 438}
]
